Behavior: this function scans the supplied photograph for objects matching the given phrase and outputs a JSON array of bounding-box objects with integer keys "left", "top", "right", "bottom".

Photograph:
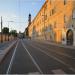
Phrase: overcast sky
[{"left": 0, "top": 0, "right": 45, "bottom": 33}]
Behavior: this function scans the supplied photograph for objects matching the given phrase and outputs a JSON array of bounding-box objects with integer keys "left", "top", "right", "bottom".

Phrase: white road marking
[
  {"left": 29, "top": 43, "right": 75, "bottom": 73},
  {"left": 21, "top": 40, "right": 43, "bottom": 74},
  {"left": 52, "top": 69, "right": 66, "bottom": 74},
  {"left": 6, "top": 41, "right": 19, "bottom": 74}
]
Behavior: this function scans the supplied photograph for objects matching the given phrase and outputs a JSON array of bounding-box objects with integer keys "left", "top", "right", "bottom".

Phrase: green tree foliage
[
  {"left": 10, "top": 30, "right": 17, "bottom": 37},
  {"left": 2, "top": 27, "right": 9, "bottom": 41},
  {"left": 2, "top": 27, "right": 9, "bottom": 34}
]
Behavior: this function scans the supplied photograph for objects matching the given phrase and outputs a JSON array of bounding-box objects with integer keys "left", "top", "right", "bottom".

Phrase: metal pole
[{"left": 1, "top": 16, "right": 3, "bottom": 43}]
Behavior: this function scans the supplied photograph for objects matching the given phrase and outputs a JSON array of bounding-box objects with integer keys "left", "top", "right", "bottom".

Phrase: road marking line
[
  {"left": 52, "top": 69, "right": 66, "bottom": 74},
  {"left": 29, "top": 43, "right": 75, "bottom": 73},
  {"left": 25, "top": 39, "right": 74, "bottom": 59},
  {"left": 21, "top": 41, "right": 43, "bottom": 74},
  {"left": 6, "top": 41, "right": 19, "bottom": 74},
  {"left": 30, "top": 40, "right": 75, "bottom": 61},
  {"left": 31, "top": 41, "right": 73, "bottom": 59},
  {"left": 37, "top": 40, "right": 75, "bottom": 50}
]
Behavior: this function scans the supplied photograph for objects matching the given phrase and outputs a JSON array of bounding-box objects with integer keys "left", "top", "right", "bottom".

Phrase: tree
[
  {"left": 2, "top": 27, "right": 9, "bottom": 41},
  {"left": 2, "top": 27, "right": 9, "bottom": 34},
  {"left": 10, "top": 30, "right": 17, "bottom": 37}
]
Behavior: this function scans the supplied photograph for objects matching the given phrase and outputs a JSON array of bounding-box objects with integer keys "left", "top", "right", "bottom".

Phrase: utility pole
[{"left": 1, "top": 16, "right": 3, "bottom": 43}]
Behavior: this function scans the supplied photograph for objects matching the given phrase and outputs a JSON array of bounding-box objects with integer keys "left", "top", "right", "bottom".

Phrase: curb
[
  {"left": 44, "top": 41, "right": 75, "bottom": 50},
  {"left": 32, "top": 40, "right": 75, "bottom": 50},
  {"left": 0, "top": 41, "right": 17, "bottom": 64}
]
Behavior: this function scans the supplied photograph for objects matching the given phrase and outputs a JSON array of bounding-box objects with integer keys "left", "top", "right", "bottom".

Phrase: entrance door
[{"left": 66, "top": 29, "right": 73, "bottom": 45}]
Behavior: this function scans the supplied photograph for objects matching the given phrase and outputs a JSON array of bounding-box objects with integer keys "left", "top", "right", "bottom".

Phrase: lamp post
[{"left": 1, "top": 16, "right": 3, "bottom": 43}]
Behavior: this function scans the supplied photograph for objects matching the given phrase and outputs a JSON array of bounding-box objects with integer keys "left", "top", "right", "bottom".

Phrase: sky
[{"left": 0, "top": 0, "right": 45, "bottom": 33}]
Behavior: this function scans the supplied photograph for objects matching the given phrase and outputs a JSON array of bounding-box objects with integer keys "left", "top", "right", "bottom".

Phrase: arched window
[{"left": 66, "top": 29, "right": 73, "bottom": 45}]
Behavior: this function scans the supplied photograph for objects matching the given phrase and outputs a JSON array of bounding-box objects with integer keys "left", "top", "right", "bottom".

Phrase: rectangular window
[
  {"left": 45, "top": 15, "right": 47, "bottom": 20},
  {"left": 50, "top": 12, "right": 51, "bottom": 16},
  {"left": 64, "top": 0, "right": 67, "bottom": 5},
  {"left": 51, "top": 6, "right": 56, "bottom": 15},
  {"left": 54, "top": 22, "right": 56, "bottom": 28},
  {"left": 52, "top": 9, "right": 54, "bottom": 14}
]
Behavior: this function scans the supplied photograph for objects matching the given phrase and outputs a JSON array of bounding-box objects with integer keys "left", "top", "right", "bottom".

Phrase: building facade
[{"left": 28, "top": 0, "right": 75, "bottom": 46}]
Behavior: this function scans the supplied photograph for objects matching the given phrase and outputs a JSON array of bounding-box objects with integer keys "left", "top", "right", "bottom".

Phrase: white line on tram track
[
  {"left": 21, "top": 40, "right": 43, "bottom": 74},
  {"left": 28, "top": 43, "right": 75, "bottom": 73},
  {"left": 6, "top": 41, "right": 19, "bottom": 74}
]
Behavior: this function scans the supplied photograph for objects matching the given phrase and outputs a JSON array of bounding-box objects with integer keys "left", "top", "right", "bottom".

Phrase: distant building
[
  {"left": 24, "top": 13, "right": 32, "bottom": 38},
  {"left": 28, "top": 13, "right": 31, "bottom": 26},
  {"left": 25, "top": 27, "right": 29, "bottom": 37},
  {"left": 28, "top": 0, "right": 75, "bottom": 46},
  {"left": 18, "top": 31, "right": 24, "bottom": 39},
  {"left": 0, "top": 32, "right": 14, "bottom": 42}
]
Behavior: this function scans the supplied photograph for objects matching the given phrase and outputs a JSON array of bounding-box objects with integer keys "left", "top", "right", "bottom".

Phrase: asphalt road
[{"left": 0, "top": 39, "right": 75, "bottom": 74}]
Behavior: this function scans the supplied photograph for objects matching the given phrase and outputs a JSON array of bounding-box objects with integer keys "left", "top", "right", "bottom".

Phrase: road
[{"left": 0, "top": 39, "right": 75, "bottom": 74}]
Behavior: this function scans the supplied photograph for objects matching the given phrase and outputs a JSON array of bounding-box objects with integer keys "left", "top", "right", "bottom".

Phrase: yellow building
[{"left": 28, "top": 0, "right": 75, "bottom": 45}]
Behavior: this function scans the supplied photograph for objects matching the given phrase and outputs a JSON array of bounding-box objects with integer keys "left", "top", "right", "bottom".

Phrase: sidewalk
[
  {"left": 33, "top": 40, "right": 75, "bottom": 50},
  {"left": 0, "top": 40, "right": 16, "bottom": 63}
]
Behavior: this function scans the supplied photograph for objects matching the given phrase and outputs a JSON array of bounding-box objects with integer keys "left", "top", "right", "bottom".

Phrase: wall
[{"left": 28, "top": 0, "right": 75, "bottom": 44}]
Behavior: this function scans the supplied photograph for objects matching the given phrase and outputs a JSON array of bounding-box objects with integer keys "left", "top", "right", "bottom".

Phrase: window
[
  {"left": 52, "top": 8, "right": 55, "bottom": 14},
  {"left": 64, "top": 0, "right": 67, "bottom": 5},
  {"left": 64, "top": 15, "right": 68, "bottom": 23},
  {"left": 54, "top": 22, "right": 56, "bottom": 28},
  {"left": 51, "top": 6, "right": 56, "bottom": 15},
  {"left": 45, "top": 15, "right": 47, "bottom": 20}
]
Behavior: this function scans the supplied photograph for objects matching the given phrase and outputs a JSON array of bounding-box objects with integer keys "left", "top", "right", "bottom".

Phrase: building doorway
[{"left": 66, "top": 29, "right": 73, "bottom": 45}]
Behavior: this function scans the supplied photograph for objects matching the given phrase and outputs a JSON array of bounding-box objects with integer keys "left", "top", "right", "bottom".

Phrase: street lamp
[{"left": 1, "top": 16, "right": 3, "bottom": 43}]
